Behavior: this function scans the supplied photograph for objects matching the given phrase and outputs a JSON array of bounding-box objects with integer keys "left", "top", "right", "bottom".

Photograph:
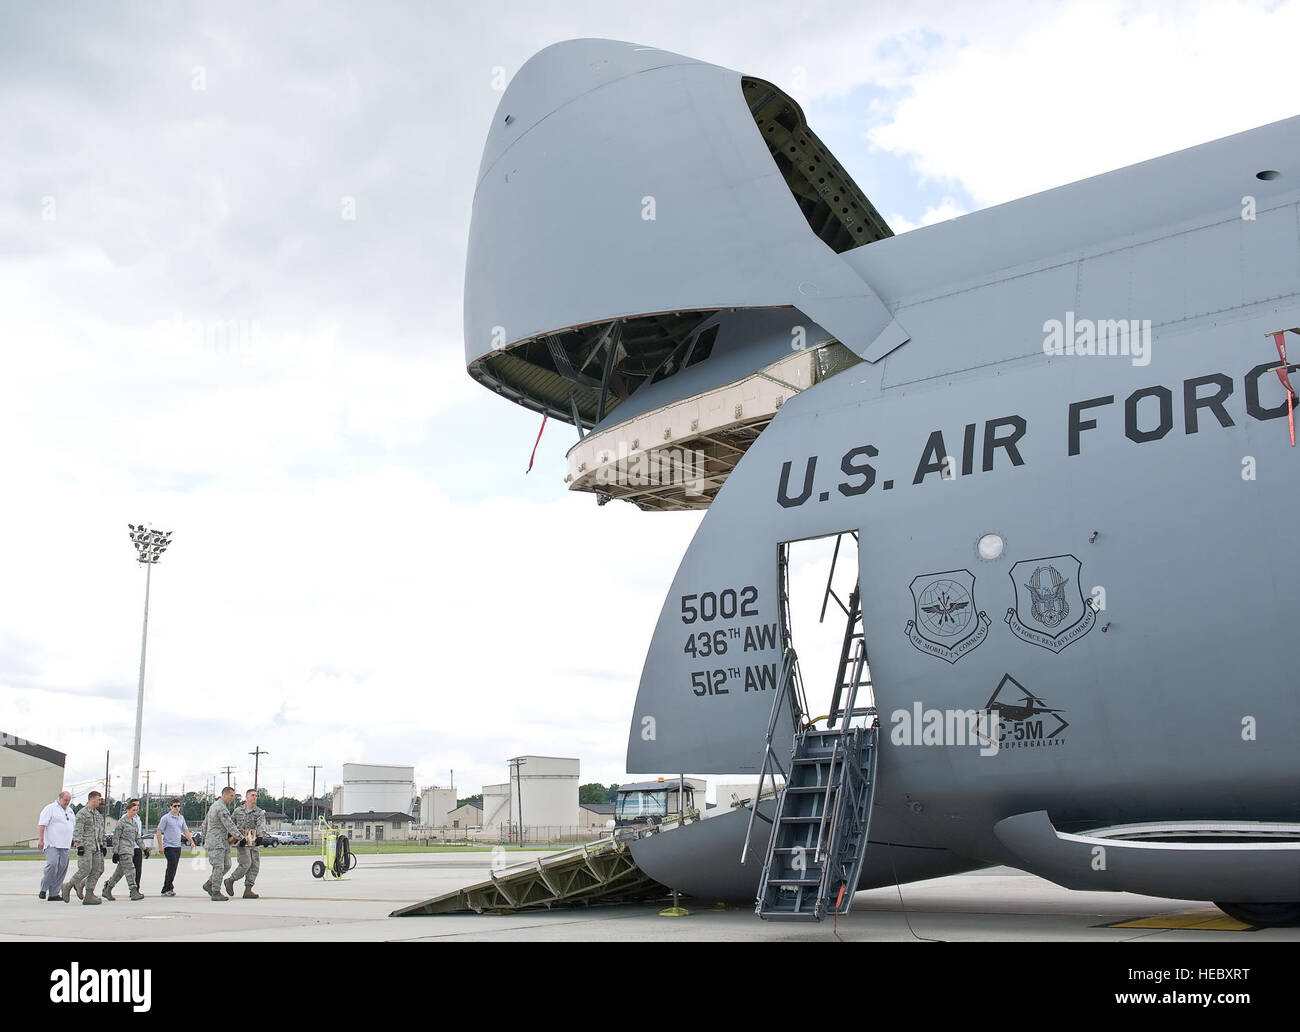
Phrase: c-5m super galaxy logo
[
  {"left": 1005, "top": 554, "right": 1097, "bottom": 653},
  {"left": 905, "top": 569, "right": 991, "bottom": 664},
  {"left": 981, "top": 673, "right": 1069, "bottom": 749}
]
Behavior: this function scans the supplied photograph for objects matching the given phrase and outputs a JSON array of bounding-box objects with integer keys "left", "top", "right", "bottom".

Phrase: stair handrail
[
  {"left": 741, "top": 646, "right": 800, "bottom": 864},
  {"left": 816, "top": 639, "right": 866, "bottom": 865}
]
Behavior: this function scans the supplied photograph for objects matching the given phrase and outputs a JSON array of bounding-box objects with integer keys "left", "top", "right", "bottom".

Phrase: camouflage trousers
[
  {"left": 204, "top": 845, "right": 231, "bottom": 893},
  {"left": 231, "top": 846, "right": 260, "bottom": 888},
  {"left": 103, "top": 852, "right": 138, "bottom": 893},
  {"left": 68, "top": 849, "right": 104, "bottom": 895}
]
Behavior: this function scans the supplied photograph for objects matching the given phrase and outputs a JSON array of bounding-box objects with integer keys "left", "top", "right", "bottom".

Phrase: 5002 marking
[{"left": 680, "top": 586, "right": 759, "bottom": 624}]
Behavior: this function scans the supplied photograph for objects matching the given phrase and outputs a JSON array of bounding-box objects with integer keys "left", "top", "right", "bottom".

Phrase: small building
[
  {"left": 262, "top": 810, "right": 291, "bottom": 832},
  {"left": 713, "top": 780, "right": 778, "bottom": 811},
  {"left": 0, "top": 732, "right": 66, "bottom": 847},
  {"left": 331, "top": 810, "right": 417, "bottom": 843},
  {"left": 579, "top": 802, "right": 615, "bottom": 830},
  {"left": 445, "top": 803, "right": 482, "bottom": 830}
]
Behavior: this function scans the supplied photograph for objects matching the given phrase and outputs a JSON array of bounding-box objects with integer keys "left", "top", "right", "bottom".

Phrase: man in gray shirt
[{"left": 155, "top": 798, "right": 195, "bottom": 897}]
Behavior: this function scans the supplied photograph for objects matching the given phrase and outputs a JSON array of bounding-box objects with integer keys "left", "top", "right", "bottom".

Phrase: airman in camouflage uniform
[
  {"left": 201, "top": 787, "right": 240, "bottom": 901},
  {"left": 67, "top": 791, "right": 106, "bottom": 905},
  {"left": 226, "top": 789, "right": 268, "bottom": 899},
  {"left": 102, "top": 799, "right": 144, "bottom": 901}
]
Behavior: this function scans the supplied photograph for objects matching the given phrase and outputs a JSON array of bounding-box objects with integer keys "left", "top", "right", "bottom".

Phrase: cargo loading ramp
[{"left": 390, "top": 833, "right": 669, "bottom": 916}]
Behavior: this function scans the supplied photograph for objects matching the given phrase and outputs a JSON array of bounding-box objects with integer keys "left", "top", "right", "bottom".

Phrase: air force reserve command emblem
[
  {"left": 905, "top": 569, "right": 991, "bottom": 664},
  {"left": 1005, "top": 554, "right": 1097, "bottom": 653}
]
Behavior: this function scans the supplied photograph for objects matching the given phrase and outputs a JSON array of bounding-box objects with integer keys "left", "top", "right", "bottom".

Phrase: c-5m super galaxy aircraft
[{"left": 461, "top": 39, "right": 1300, "bottom": 925}]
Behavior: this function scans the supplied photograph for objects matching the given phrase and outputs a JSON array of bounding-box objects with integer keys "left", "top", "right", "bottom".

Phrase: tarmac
[{"left": 3, "top": 850, "right": 1297, "bottom": 941}]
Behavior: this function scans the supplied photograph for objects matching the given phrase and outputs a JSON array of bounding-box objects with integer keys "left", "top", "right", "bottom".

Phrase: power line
[{"left": 249, "top": 746, "right": 269, "bottom": 793}]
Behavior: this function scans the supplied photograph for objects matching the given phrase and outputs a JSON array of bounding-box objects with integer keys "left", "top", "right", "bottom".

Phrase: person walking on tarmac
[
  {"left": 201, "top": 787, "right": 240, "bottom": 901},
  {"left": 227, "top": 788, "right": 268, "bottom": 899},
  {"left": 101, "top": 799, "right": 144, "bottom": 901},
  {"left": 67, "top": 791, "right": 106, "bottom": 905},
  {"left": 155, "top": 798, "right": 195, "bottom": 897}
]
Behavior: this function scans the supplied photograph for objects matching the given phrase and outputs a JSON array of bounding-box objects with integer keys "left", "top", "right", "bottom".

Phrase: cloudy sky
[{"left": 3, "top": 0, "right": 1297, "bottom": 806}]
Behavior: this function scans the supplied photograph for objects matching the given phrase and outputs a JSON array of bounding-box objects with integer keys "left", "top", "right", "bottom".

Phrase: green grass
[
  {"left": 1, "top": 841, "right": 585, "bottom": 860},
  {"left": 260, "top": 841, "right": 576, "bottom": 856}
]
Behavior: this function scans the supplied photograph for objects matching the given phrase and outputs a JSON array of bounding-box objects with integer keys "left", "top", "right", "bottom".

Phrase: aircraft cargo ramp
[{"left": 390, "top": 833, "right": 670, "bottom": 916}]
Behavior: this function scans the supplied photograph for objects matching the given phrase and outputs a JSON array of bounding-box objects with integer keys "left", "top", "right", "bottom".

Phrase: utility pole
[
  {"left": 249, "top": 746, "right": 269, "bottom": 794},
  {"left": 509, "top": 757, "right": 527, "bottom": 848},
  {"left": 104, "top": 751, "right": 110, "bottom": 806},
  {"left": 221, "top": 765, "right": 234, "bottom": 788},
  {"left": 143, "top": 770, "right": 153, "bottom": 827},
  {"left": 309, "top": 765, "right": 321, "bottom": 842},
  {"left": 127, "top": 524, "right": 172, "bottom": 797}
]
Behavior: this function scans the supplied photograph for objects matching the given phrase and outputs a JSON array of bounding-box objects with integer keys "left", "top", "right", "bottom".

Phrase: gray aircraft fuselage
[{"left": 465, "top": 39, "right": 1300, "bottom": 911}]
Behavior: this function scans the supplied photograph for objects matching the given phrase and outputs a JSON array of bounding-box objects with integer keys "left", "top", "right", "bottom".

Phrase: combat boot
[
  {"left": 208, "top": 889, "right": 228, "bottom": 902},
  {"left": 101, "top": 886, "right": 115, "bottom": 901},
  {"left": 224, "top": 877, "right": 235, "bottom": 896},
  {"left": 129, "top": 890, "right": 144, "bottom": 901},
  {"left": 242, "top": 887, "right": 259, "bottom": 899},
  {"left": 70, "top": 881, "right": 84, "bottom": 901},
  {"left": 82, "top": 892, "right": 102, "bottom": 906}
]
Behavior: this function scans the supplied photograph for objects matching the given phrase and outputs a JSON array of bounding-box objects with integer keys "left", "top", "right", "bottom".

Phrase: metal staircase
[{"left": 744, "top": 537, "right": 879, "bottom": 921}]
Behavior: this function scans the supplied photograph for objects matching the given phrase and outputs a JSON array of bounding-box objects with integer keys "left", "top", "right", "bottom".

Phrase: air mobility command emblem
[
  {"left": 1005, "top": 554, "right": 1097, "bottom": 653},
  {"left": 905, "top": 569, "right": 991, "bottom": 664}
]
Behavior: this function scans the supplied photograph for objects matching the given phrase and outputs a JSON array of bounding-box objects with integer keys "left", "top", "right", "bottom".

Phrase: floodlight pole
[
  {"left": 128, "top": 524, "right": 171, "bottom": 799},
  {"left": 130, "top": 560, "right": 152, "bottom": 799}
]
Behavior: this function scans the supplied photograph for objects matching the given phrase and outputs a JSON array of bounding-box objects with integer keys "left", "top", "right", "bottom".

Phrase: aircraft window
[
  {"left": 649, "top": 340, "right": 690, "bottom": 384},
  {"left": 685, "top": 326, "right": 719, "bottom": 368}
]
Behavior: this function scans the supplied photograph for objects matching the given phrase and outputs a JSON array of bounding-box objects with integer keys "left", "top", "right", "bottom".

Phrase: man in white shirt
[{"left": 37, "top": 791, "right": 75, "bottom": 902}]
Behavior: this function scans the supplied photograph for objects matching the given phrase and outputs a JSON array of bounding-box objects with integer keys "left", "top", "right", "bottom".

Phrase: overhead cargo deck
[{"left": 462, "top": 40, "right": 903, "bottom": 509}]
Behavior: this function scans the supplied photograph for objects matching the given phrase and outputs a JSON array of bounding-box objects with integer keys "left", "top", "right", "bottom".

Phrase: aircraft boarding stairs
[{"left": 745, "top": 561, "right": 879, "bottom": 920}]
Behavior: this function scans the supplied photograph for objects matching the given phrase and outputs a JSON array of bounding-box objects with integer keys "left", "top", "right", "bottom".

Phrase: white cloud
[
  {"left": 868, "top": 0, "right": 1300, "bottom": 207},
  {"left": 885, "top": 196, "right": 968, "bottom": 234}
]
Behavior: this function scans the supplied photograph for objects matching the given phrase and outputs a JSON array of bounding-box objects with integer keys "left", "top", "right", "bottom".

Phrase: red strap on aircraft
[
  {"left": 1273, "top": 332, "right": 1295, "bottom": 447},
  {"left": 526, "top": 413, "right": 548, "bottom": 472}
]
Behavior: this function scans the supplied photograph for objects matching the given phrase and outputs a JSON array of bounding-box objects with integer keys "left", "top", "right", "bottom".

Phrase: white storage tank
[
  {"left": 419, "top": 786, "right": 457, "bottom": 827},
  {"left": 337, "top": 763, "right": 415, "bottom": 815},
  {"left": 481, "top": 783, "right": 511, "bottom": 832},
  {"left": 509, "top": 755, "right": 580, "bottom": 831}
]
